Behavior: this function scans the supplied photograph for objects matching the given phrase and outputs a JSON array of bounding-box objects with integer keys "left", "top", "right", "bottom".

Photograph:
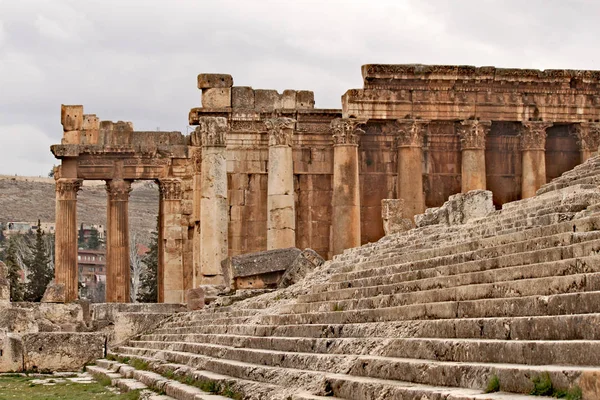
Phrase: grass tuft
[
  {"left": 485, "top": 375, "right": 500, "bottom": 393},
  {"left": 531, "top": 373, "right": 554, "bottom": 396}
]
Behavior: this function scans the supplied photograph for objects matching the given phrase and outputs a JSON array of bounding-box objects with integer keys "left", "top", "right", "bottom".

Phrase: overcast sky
[{"left": 0, "top": 0, "right": 598, "bottom": 176}]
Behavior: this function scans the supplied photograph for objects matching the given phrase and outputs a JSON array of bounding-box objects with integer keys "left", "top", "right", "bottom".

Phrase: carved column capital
[
  {"left": 265, "top": 117, "right": 296, "bottom": 147},
  {"left": 457, "top": 120, "right": 491, "bottom": 150},
  {"left": 570, "top": 122, "right": 600, "bottom": 152},
  {"left": 330, "top": 118, "right": 365, "bottom": 146},
  {"left": 55, "top": 178, "right": 82, "bottom": 201},
  {"left": 196, "top": 116, "right": 228, "bottom": 147},
  {"left": 158, "top": 178, "right": 183, "bottom": 201},
  {"left": 106, "top": 179, "right": 132, "bottom": 201},
  {"left": 395, "top": 119, "right": 429, "bottom": 148},
  {"left": 520, "top": 122, "right": 553, "bottom": 151}
]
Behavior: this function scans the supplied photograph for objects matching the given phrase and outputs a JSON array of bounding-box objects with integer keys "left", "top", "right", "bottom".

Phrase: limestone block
[
  {"left": 201, "top": 88, "right": 231, "bottom": 108},
  {"left": 255, "top": 90, "right": 281, "bottom": 111},
  {"left": 41, "top": 282, "right": 66, "bottom": 303},
  {"left": 0, "top": 307, "right": 37, "bottom": 333},
  {"left": 60, "top": 105, "right": 83, "bottom": 131},
  {"left": 381, "top": 199, "right": 413, "bottom": 235},
  {"left": 296, "top": 91, "right": 315, "bottom": 109},
  {"left": 111, "top": 312, "right": 171, "bottom": 345},
  {"left": 61, "top": 130, "right": 80, "bottom": 145},
  {"left": 197, "top": 73, "right": 233, "bottom": 89},
  {"left": 415, "top": 190, "right": 494, "bottom": 227},
  {"left": 0, "top": 333, "right": 23, "bottom": 372},
  {"left": 232, "top": 86, "right": 255, "bottom": 108},
  {"left": 21, "top": 332, "right": 106, "bottom": 371},
  {"left": 278, "top": 248, "right": 325, "bottom": 288},
  {"left": 281, "top": 90, "right": 297, "bottom": 109},
  {"left": 82, "top": 114, "right": 100, "bottom": 130},
  {"left": 186, "top": 287, "right": 205, "bottom": 310}
]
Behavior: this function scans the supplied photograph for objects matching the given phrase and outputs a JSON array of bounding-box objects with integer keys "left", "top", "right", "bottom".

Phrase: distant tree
[
  {"left": 0, "top": 223, "right": 6, "bottom": 245},
  {"left": 130, "top": 233, "right": 144, "bottom": 303},
  {"left": 24, "top": 221, "right": 53, "bottom": 302},
  {"left": 87, "top": 227, "right": 101, "bottom": 250},
  {"left": 78, "top": 223, "right": 86, "bottom": 249},
  {"left": 5, "top": 237, "right": 24, "bottom": 301},
  {"left": 137, "top": 224, "right": 158, "bottom": 303},
  {"left": 48, "top": 165, "right": 57, "bottom": 178}
]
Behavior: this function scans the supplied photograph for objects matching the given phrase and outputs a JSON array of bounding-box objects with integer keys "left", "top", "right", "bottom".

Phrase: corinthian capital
[
  {"left": 395, "top": 119, "right": 429, "bottom": 148},
  {"left": 520, "top": 122, "right": 552, "bottom": 151},
  {"left": 330, "top": 118, "right": 365, "bottom": 146},
  {"left": 106, "top": 179, "right": 132, "bottom": 201},
  {"left": 570, "top": 122, "right": 600, "bottom": 152},
  {"left": 264, "top": 117, "right": 295, "bottom": 147},
  {"left": 458, "top": 120, "right": 491, "bottom": 150},
  {"left": 158, "top": 178, "right": 183, "bottom": 201},
  {"left": 55, "top": 178, "right": 82, "bottom": 201},
  {"left": 196, "top": 116, "right": 228, "bottom": 147}
]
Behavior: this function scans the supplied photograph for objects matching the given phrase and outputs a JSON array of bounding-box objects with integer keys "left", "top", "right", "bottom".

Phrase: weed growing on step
[
  {"left": 529, "top": 373, "right": 582, "bottom": 400},
  {"left": 485, "top": 375, "right": 500, "bottom": 393},
  {"left": 332, "top": 303, "right": 344, "bottom": 312},
  {"left": 106, "top": 354, "right": 117, "bottom": 362},
  {"left": 128, "top": 359, "right": 150, "bottom": 371},
  {"left": 97, "top": 376, "right": 112, "bottom": 387},
  {"left": 162, "top": 368, "right": 176, "bottom": 380}
]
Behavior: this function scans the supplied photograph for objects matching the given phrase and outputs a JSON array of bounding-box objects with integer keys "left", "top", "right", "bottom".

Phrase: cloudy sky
[{"left": 0, "top": 0, "right": 598, "bottom": 176}]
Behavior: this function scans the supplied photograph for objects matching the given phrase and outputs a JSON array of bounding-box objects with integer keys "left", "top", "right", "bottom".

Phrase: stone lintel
[{"left": 197, "top": 74, "right": 233, "bottom": 89}]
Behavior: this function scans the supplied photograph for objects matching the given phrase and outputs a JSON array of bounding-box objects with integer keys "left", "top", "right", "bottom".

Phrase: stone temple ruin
[{"left": 2, "top": 64, "right": 600, "bottom": 398}]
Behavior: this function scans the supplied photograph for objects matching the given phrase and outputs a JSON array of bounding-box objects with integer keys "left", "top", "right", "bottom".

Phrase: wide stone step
[
  {"left": 114, "top": 346, "right": 588, "bottom": 397},
  {"left": 130, "top": 335, "right": 600, "bottom": 367},
  {"left": 86, "top": 364, "right": 175, "bottom": 400},
  {"left": 147, "top": 313, "right": 600, "bottom": 342}
]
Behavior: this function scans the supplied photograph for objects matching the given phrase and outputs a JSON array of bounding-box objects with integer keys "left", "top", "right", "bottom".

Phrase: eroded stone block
[
  {"left": 22, "top": 332, "right": 106, "bottom": 371},
  {"left": 41, "top": 282, "right": 66, "bottom": 303},
  {"left": 202, "top": 88, "right": 231, "bottom": 108},
  {"left": 381, "top": 199, "right": 414, "bottom": 235},
  {"left": 186, "top": 287, "right": 205, "bottom": 311},
  {"left": 278, "top": 248, "right": 325, "bottom": 288},
  {"left": 197, "top": 73, "right": 233, "bottom": 89},
  {"left": 255, "top": 90, "right": 281, "bottom": 111},
  {"left": 232, "top": 86, "right": 255, "bottom": 108},
  {"left": 60, "top": 105, "right": 83, "bottom": 131},
  {"left": 296, "top": 91, "right": 315, "bottom": 108},
  {"left": 281, "top": 90, "right": 297, "bottom": 109},
  {"left": 415, "top": 190, "right": 495, "bottom": 227}
]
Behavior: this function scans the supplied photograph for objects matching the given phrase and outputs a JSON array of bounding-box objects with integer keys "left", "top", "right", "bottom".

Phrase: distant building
[
  {"left": 4, "top": 221, "right": 55, "bottom": 236},
  {"left": 78, "top": 248, "right": 106, "bottom": 287}
]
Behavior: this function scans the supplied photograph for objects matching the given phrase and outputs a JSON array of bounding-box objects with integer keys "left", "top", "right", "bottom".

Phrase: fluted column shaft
[
  {"left": 331, "top": 118, "right": 363, "bottom": 256},
  {"left": 198, "top": 117, "right": 228, "bottom": 285},
  {"left": 54, "top": 178, "right": 82, "bottom": 302},
  {"left": 458, "top": 120, "right": 490, "bottom": 193},
  {"left": 158, "top": 179, "right": 184, "bottom": 303},
  {"left": 396, "top": 120, "right": 428, "bottom": 222},
  {"left": 520, "top": 122, "right": 552, "bottom": 199},
  {"left": 106, "top": 179, "right": 132, "bottom": 303},
  {"left": 265, "top": 117, "right": 296, "bottom": 250}
]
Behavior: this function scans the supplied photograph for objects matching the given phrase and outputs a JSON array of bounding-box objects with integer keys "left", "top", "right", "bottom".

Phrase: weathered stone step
[
  {"left": 147, "top": 313, "right": 600, "bottom": 341},
  {"left": 130, "top": 335, "right": 600, "bottom": 366},
  {"left": 115, "top": 346, "right": 589, "bottom": 397},
  {"left": 537, "top": 175, "right": 600, "bottom": 195},
  {"left": 87, "top": 364, "right": 175, "bottom": 399},
  {"left": 321, "top": 235, "right": 600, "bottom": 292}
]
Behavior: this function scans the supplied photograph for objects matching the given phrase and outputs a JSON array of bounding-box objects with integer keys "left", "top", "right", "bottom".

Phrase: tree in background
[
  {"left": 78, "top": 223, "right": 85, "bottom": 249},
  {"left": 24, "top": 220, "right": 53, "bottom": 302},
  {"left": 137, "top": 225, "right": 158, "bottom": 303},
  {"left": 5, "top": 237, "right": 24, "bottom": 301},
  {"left": 87, "top": 227, "right": 102, "bottom": 250}
]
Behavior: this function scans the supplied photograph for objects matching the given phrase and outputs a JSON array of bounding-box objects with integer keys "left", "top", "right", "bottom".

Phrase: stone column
[
  {"left": 158, "top": 179, "right": 184, "bottom": 303},
  {"left": 198, "top": 117, "right": 228, "bottom": 285},
  {"left": 189, "top": 140, "right": 203, "bottom": 289},
  {"left": 54, "top": 178, "right": 82, "bottom": 302},
  {"left": 105, "top": 179, "right": 132, "bottom": 303},
  {"left": 330, "top": 118, "right": 363, "bottom": 256},
  {"left": 458, "top": 120, "right": 491, "bottom": 193},
  {"left": 520, "top": 122, "right": 552, "bottom": 199},
  {"left": 395, "top": 119, "right": 429, "bottom": 222},
  {"left": 571, "top": 122, "right": 600, "bottom": 163},
  {"left": 265, "top": 117, "right": 296, "bottom": 250}
]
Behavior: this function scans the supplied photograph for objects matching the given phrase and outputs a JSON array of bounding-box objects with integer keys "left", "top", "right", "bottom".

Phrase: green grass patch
[
  {"left": 0, "top": 374, "right": 139, "bottom": 399},
  {"left": 485, "top": 374, "right": 500, "bottom": 393},
  {"left": 128, "top": 359, "right": 149, "bottom": 371},
  {"left": 529, "top": 373, "right": 582, "bottom": 400}
]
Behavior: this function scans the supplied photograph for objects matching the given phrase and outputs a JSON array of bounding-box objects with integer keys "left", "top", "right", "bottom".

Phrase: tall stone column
[
  {"left": 330, "top": 118, "right": 363, "bottom": 256},
  {"left": 395, "top": 119, "right": 429, "bottom": 222},
  {"left": 520, "top": 122, "right": 552, "bottom": 199},
  {"left": 458, "top": 120, "right": 491, "bottom": 193},
  {"left": 158, "top": 179, "right": 184, "bottom": 303},
  {"left": 189, "top": 139, "right": 203, "bottom": 289},
  {"left": 54, "top": 178, "right": 82, "bottom": 302},
  {"left": 571, "top": 122, "right": 600, "bottom": 163},
  {"left": 198, "top": 117, "right": 228, "bottom": 285},
  {"left": 105, "top": 179, "right": 132, "bottom": 303},
  {"left": 265, "top": 117, "right": 296, "bottom": 250}
]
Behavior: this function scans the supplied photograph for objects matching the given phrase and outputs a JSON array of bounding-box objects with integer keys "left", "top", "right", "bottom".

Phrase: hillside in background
[{"left": 0, "top": 176, "right": 159, "bottom": 245}]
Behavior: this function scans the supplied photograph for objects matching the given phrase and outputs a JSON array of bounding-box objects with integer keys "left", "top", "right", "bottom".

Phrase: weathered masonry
[{"left": 51, "top": 65, "right": 600, "bottom": 303}]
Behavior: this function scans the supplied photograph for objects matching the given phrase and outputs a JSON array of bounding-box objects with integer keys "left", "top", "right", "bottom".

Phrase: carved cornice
[
  {"left": 457, "top": 120, "right": 491, "bottom": 150},
  {"left": 196, "top": 116, "right": 228, "bottom": 147},
  {"left": 394, "top": 119, "right": 429, "bottom": 148},
  {"left": 330, "top": 118, "right": 365, "bottom": 146},
  {"left": 106, "top": 179, "right": 132, "bottom": 201},
  {"left": 520, "top": 122, "right": 553, "bottom": 151},
  {"left": 55, "top": 178, "right": 82, "bottom": 201},
  {"left": 571, "top": 122, "right": 600, "bottom": 152},
  {"left": 158, "top": 179, "right": 183, "bottom": 201},
  {"left": 264, "top": 117, "right": 296, "bottom": 147}
]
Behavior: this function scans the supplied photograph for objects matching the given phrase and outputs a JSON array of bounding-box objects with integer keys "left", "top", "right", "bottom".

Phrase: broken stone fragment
[
  {"left": 415, "top": 190, "right": 495, "bottom": 228},
  {"left": 278, "top": 248, "right": 325, "bottom": 288},
  {"left": 41, "top": 282, "right": 66, "bottom": 303}
]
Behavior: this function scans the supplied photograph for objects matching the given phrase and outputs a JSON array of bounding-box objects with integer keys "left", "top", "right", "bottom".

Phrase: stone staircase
[{"left": 102, "top": 156, "right": 600, "bottom": 399}]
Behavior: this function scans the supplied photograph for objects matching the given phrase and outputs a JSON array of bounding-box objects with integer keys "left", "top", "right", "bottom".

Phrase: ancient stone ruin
[{"left": 3, "top": 64, "right": 600, "bottom": 398}]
